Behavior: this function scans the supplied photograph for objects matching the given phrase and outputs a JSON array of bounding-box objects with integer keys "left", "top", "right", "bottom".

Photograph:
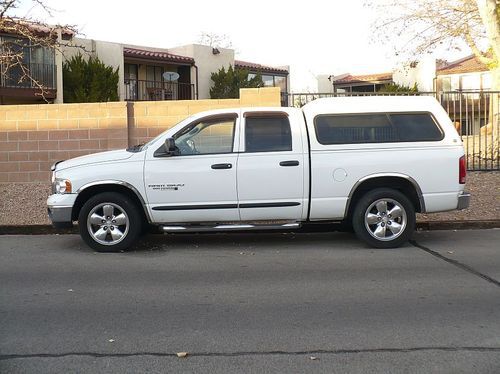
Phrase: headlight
[{"left": 53, "top": 178, "right": 72, "bottom": 194}]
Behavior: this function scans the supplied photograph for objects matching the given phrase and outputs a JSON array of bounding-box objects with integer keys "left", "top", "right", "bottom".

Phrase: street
[{"left": 1, "top": 229, "right": 499, "bottom": 373}]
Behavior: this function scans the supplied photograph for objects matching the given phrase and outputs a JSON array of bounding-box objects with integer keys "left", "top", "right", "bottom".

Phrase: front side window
[
  {"left": 174, "top": 117, "right": 236, "bottom": 155},
  {"left": 314, "top": 113, "right": 442, "bottom": 145},
  {"left": 245, "top": 115, "right": 292, "bottom": 152}
]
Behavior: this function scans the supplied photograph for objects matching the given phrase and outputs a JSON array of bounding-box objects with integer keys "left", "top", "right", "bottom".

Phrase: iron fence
[
  {"left": 124, "top": 79, "right": 194, "bottom": 101},
  {"left": 0, "top": 63, "right": 56, "bottom": 89},
  {"left": 283, "top": 91, "right": 499, "bottom": 171}
]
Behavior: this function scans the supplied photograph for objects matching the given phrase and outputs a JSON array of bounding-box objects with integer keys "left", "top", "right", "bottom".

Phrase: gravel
[{"left": 0, "top": 172, "right": 498, "bottom": 226}]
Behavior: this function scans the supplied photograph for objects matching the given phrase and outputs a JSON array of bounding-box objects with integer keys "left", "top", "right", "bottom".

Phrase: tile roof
[
  {"left": 332, "top": 72, "right": 393, "bottom": 85},
  {"left": 437, "top": 54, "right": 489, "bottom": 75},
  {"left": 123, "top": 47, "right": 194, "bottom": 64},
  {"left": 0, "top": 20, "right": 74, "bottom": 38},
  {"left": 234, "top": 60, "right": 288, "bottom": 75}
]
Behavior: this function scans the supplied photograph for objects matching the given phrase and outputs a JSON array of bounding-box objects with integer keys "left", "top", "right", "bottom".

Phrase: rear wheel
[
  {"left": 352, "top": 188, "right": 415, "bottom": 248},
  {"left": 78, "top": 192, "right": 143, "bottom": 252}
]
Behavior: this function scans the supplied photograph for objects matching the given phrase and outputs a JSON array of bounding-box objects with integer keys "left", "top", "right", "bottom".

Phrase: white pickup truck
[{"left": 47, "top": 96, "right": 470, "bottom": 251}]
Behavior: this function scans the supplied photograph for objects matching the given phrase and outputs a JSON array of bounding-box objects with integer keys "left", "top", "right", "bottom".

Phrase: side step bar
[{"left": 161, "top": 222, "right": 301, "bottom": 233}]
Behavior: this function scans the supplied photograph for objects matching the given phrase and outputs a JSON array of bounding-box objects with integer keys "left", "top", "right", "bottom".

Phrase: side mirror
[
  {"left": 165, "top": 137, "right": 176, "bottom": 152},
  {"left": 154, "top": 137, "right": 178, "bottom": 157}
]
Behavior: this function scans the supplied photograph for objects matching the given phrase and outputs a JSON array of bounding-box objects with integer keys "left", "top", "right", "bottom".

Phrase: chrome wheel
[
  {"left": 87, "top": 203, "right": 129, "bottom": 246},
  {"left": 364, "top": 198, "right": 407, "bottom": 242}
]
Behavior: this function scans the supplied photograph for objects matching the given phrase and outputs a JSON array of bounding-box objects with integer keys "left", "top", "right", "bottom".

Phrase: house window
[
  {"left": 441, "top": 77, "right": 451, "bottom": 91},
  {"left": 0, "top": 35, "right": 55, "bottom": 89},
  {"left": 481, "top": 73, "right": 491, "bottom": 90},
  {"left": 274, "top": 75, "right": 287, "bottom": 91},
  {"left": 124, "top": 64, "right": 138, "bottom": 100},
  {"left": 146, "top": 66, "right": 163, "bottom": 83},
  {"left": 261, "top": 75, "right": 275, "bottom": 87},
  {"left": 461, "top": 74, "right": 480, "bottom": 90}
]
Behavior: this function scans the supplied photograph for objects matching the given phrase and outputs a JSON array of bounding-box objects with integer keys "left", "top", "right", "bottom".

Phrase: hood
[{"left": 56, "top": 149, "right": 134, "bottom": 171}]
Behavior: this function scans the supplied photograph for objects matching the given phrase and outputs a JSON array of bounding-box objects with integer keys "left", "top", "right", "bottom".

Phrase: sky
[{"left": 15, "top": 0, "right": 469, "bottom": 92}]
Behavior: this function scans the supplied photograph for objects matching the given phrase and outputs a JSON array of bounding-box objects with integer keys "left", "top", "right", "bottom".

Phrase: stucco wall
[{"left": 169, "top": 44, "right": 235, "bottom": 100}]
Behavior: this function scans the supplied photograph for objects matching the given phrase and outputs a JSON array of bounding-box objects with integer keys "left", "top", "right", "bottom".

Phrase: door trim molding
[{"left": 152, "top": 202, "right": 301, "bottom": 211}]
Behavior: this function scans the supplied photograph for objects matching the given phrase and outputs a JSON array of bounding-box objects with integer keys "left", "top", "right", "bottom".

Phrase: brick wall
[{"left": 0, "top": 87, "right": 281, "bottom": 183}]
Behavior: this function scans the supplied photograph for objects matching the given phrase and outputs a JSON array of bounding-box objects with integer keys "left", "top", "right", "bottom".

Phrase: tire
[
  {"left": 352, "top": 188, "right": 415, "bottom": 248},
  {"left": 78, "top": 192, "right": 143, "bottom": 252}
]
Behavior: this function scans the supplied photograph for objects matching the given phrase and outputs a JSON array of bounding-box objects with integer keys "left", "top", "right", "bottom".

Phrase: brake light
[{"left": 459, "top": 156, "right": 466, "bottom": 184}]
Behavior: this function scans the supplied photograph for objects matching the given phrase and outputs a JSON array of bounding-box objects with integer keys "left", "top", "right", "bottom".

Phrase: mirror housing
[
  {"left": 154, "top": 137, "right": 179, "bottom": 157},
  {"left": 165, "top": 137, "right": 176, "bottom": 152}
]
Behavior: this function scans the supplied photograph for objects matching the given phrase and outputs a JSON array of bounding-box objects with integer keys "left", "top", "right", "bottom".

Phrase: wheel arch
[
  {"left": 72, "top": 181, "right": 151, "bottom": 223},
  {"left": 344, "top": 173, "right": 425, "bottom": 218}
]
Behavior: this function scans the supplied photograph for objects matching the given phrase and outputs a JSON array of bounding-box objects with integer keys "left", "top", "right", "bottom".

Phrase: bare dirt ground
[{"left": 0, "top": 172, "right": 498, "bottom": 226}]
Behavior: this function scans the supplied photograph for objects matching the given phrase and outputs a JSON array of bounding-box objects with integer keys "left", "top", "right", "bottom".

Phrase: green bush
[
  {"left": 377, "top": 82, "right": 418, "bottom": 93},
  {"left": 63, "top": 54, "right": 119, "bottom": 103},
  {"left": 210, "top": 65, "right": 263, "bottom": 99}
]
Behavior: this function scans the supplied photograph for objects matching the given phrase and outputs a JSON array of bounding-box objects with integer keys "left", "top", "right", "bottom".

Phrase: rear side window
[
  {"left": 245, "top": 116, "right": 292, "bottom": 152},
  {"left": 390, "top": 114, "right": 443, "bottom": 141},
  {"left": 314, "top": 113, "right": 443, "bottom": 145}
]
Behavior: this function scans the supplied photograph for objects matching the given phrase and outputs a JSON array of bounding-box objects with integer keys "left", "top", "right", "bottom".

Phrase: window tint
[
  {"left": 390, "top": 114, "right": 443, "bottom": 141},
  {"left": 314, "top": 114, "right": 397, "bottom": 144},
  {"left": 174, "top": 118, "right": 235, "bottom": 155},
  {"left": 314, "top": 113, "right": 442, "bottom": 144},
  {"left": 245, "top": 116, "right": 292, "bottom": 152}
]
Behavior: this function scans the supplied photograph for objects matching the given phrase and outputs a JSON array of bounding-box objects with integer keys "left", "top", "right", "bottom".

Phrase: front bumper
[
  {"left": 47, "top": 194, "right": 77, "bottom": 227},
  {"left": 457, "top": 192, "right": 471, "bottom": 210}
]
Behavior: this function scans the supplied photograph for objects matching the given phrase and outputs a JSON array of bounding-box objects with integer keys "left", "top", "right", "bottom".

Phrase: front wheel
[
  {"left": 78, "top": 192, "right": 143, "bottom": 252},
  {"left": 352, "top": 188, "right": 415, "bottom": 248}
]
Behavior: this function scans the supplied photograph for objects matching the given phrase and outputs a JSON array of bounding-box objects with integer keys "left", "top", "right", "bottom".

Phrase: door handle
[
  {"left": 211, "top": 163, "right": 232, "bottom": 169},
  {"left": 279, "top": 160, "right": 299, "bottom": 167}
]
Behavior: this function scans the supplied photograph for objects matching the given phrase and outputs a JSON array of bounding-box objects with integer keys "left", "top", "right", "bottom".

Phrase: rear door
[{"left": 236, "top": 110, "right": 307, "bottom": 221}]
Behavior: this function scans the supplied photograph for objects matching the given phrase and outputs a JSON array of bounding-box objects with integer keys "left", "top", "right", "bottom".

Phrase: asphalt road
[{"left": 1, "top": 229, "right": 499, "bottom": 373}]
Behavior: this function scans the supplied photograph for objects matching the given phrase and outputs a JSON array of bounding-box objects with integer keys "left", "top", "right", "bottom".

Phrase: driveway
[{"left": 1, "top": 229, "right": 499, "bottom": 373}]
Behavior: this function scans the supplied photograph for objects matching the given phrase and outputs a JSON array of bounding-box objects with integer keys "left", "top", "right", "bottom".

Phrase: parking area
[{"left": 1, "top": 229, "right": 499, "bottom": 373}]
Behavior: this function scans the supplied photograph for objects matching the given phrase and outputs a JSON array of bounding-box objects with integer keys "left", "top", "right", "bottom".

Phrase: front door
[
  {"left": 144, "top": 113, "right": 240, "bottom": 223},
  {"left": 237, "top": 111, "right": 306, "bottom": 221}
]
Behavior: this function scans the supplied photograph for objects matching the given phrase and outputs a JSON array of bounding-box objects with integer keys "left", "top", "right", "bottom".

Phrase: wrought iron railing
[
  {"left": 283, "top": 91, "right": 500, "bottom": 171},
  {"left": 0, "top": 62, "right": 56, "bottom": 89},
  {"left": 124, "top": 79, "right": 194, "bottom": 101}
]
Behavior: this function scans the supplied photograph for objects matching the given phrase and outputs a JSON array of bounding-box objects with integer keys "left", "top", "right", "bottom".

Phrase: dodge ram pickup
[{"left": 47, "top": 96, "right": 470, "bottom": 251}]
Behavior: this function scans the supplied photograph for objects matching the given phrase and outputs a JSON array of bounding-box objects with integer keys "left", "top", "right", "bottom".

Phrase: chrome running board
[{"left": 161, "top": 222, "right": 301, "bottom": 233}]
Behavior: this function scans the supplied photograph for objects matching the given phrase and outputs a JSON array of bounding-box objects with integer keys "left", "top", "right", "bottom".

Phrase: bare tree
[
  {"left": 198, "top": 32, "right": 234, "bottom": 49},
  {"left": 366, "top": 0, "right": 500, "bottom": 89},
  {"left": 0, "top": 0, "right": 77, "bottom": 99}
]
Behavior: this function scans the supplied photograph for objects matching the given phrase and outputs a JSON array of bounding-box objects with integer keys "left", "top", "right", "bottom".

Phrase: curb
[{"left": 0, "top": 220, "right": 499, "bottom": 235}]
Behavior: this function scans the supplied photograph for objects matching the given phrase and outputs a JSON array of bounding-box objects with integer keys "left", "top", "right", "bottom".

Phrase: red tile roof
[
  {"left": 235, "top": 60, "right": 288, "bottom": 75},
  {"left": 332, "top": 72, "right": 393, "bottom": 85},
  {"left": 123, "top": 47, "right": 194, "bottom": 64},
  {"left": 437, "top": 54, "right": 489, "bottom": 75},
  {"left": 0, "top": 20, "right": 74, "bottom": 38}
]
